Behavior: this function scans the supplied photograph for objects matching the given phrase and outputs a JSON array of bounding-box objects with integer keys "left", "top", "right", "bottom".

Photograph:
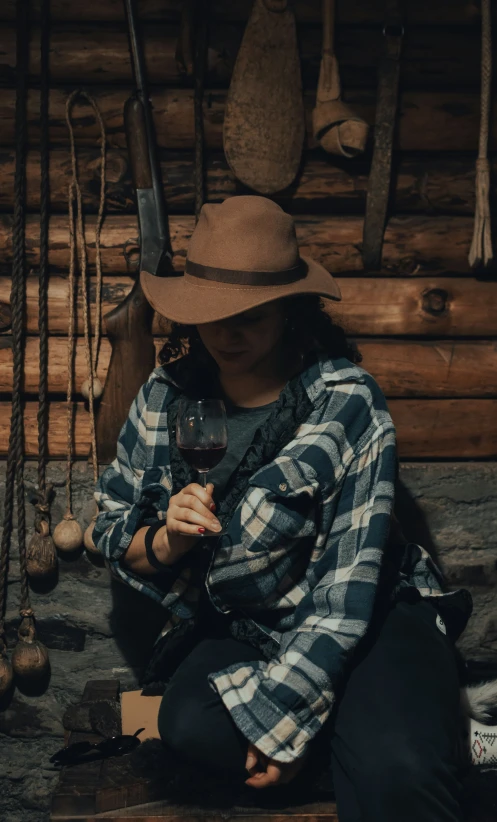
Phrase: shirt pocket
[{"left": 241, "top": 457, "right": 320, "bottom": 553}]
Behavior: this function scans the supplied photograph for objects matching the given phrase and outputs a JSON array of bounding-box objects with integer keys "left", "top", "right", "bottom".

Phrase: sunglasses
[{"left": 50, "top": 727, "right": 145, "bottom": 768}]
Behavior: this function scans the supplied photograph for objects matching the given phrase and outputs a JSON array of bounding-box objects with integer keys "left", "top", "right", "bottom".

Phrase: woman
[{"left": 92, "top": 196, "right": 474, "bottom": 821}]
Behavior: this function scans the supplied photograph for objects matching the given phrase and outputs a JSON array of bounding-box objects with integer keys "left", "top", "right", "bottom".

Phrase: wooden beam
[
  {"left": 0, "top": 23, "right": 488, "bottom": 91},
  {"left": 0, "top": 275, "right": 494, "bottom": 337},
  {"left": 0, "top": 213, "right": 483, "bottom": 275},
  {"left": 1, "top": 337, "right": 495, "bottom": 396},
  {"left": 0, "top": 0, "right": 487, "bottom": 25},
  {"left": 3, "top": 400, "right": 495, "bottom": 458},
  {"left": 0, "top": 88, "right": 496, "bottom": 152},
  {"left": 0, "top": 148, "right": 490, "bottom": 216}
]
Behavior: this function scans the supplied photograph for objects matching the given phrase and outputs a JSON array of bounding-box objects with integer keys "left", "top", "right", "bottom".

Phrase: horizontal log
[
  {"left": 0, "top": 213, "right": 482, "bottom": 276},
  {"left": 0, "top": 0, "right": 487, "bottom": 25},
  {"left": 0, "top": 88, "right": 496, "bottom": 152},
  {"left": 1, "top": 275, "right": 495, "bottom": 337},
  {"left": 1, "top": 336, "right": 495, "bottom": 397},
  {"left": 0, "top": 148, "right": 489, "bottom": 216},
  {"left": 2, "top": 400, "right": 495, "bottom": 458},
  {"left": 0, "top": 23, "right": 489, "bottom": 91}
]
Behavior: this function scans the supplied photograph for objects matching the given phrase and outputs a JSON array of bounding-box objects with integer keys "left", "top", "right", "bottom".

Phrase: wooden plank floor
[{"left": 67, "top": 798, "right": 340, "bottom": 820}]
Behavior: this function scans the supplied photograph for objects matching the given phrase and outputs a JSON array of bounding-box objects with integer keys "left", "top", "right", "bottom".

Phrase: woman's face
[{"left": 196, "top": 300, "right": 287, "bottom": 375}]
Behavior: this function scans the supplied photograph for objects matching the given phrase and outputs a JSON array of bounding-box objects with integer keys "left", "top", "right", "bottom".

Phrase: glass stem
[{"left": 199, "top": 471, "right": 208, "bottom": 488}]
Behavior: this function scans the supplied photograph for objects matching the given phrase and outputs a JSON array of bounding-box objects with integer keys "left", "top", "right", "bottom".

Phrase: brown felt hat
[{"left": 140, "top": 195, "right": 341, "bottom": 324}]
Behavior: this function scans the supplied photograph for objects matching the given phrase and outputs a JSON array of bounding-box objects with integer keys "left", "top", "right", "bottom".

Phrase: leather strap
[
  {"left": 362, "top": 0, "right": 404, "bottom": 271},
  {"left": 185, "top": 257, "right": 308, "bottom": 286}
]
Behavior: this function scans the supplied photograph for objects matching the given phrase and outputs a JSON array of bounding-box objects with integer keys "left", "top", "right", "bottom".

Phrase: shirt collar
[
  {"left": 152, "top": 348, "right": 367, "bottom": 404},
  {"left": 300, "top": 348, "right": 366, "bottom": 405}
]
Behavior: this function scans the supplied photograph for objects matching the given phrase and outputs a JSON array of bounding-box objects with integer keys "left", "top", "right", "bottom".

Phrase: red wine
[{"left": 178, "top": 445, "right": 227, "bottom": 472}]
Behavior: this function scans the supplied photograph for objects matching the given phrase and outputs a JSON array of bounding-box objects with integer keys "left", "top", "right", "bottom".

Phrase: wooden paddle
[{"left": 223, "top": 0, "right": 305, "bottom": 194}]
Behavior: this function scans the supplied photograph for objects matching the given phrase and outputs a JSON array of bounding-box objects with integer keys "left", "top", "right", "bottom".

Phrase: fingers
[
  {"left": 173, "top": 505, "right": 222, "bottom": 533},
  {"left": 168, "top": 483, "right": 221, "bottom": 534},
  {"left": 244, "top": 743, "right": 303, "bottom": 789},
  {"left": 245, "top": 742, "right": 266, "bottom": 776},
  {"left": 182, "top": 494, "right": 218, "bottom": 523},
  {"left": 245, "top": 763, "right": 283, "bottom": 789},
  {"left": 184, "top": 482, "right": 215, "bottom": 508}
]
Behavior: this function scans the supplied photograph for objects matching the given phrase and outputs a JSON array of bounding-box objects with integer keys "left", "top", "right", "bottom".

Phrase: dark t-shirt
[
  {"left": 206, "top": 398, "right": 278, "bottom": 502},
  {"left": 197, "top": 398, "right": 278, "bottom": 633}
]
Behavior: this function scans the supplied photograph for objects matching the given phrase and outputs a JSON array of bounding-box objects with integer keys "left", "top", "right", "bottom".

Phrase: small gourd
[
  {"left": 53, "top": 513, "right": 84, "bottom": 552},
  {"left": 81, "top": 377, "right": 103, "bottom": 401},
  {"left": 11, "top": 615, "right": 50, "bottom": 680},
  {"left": 26, "top": 519, "right": 57, "bottom": 577}
]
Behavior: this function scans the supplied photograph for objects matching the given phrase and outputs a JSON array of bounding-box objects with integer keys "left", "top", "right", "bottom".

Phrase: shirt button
[{"left": 279, "top": 482, "right": 288, "bottom": 492}]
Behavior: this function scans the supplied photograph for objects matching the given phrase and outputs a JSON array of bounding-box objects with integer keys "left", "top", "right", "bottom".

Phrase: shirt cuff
[
  {"left": 93, "top": 481, "right": 169, "bottom": 561},
  {"left": 207, "top": 659, "right": 330, "bottom": 764}
]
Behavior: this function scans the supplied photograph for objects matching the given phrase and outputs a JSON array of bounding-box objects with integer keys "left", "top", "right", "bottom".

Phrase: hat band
[{"left": 185, "top": 258, "right": 307, "bottom": 286}]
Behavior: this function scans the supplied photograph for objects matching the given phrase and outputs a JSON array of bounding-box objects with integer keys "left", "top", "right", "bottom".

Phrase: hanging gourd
[
  {"left": 11, "top": 609, "right": 50, "bottom": 680},
  {"left": 52, "top": 90, "right": 107, "bottom": 555}
]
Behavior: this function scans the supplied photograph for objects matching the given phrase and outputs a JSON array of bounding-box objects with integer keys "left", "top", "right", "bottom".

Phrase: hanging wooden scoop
[
  {"left": 312, "top": 0, "right": 369, "bottom": 157},
  {"left": 223, "top": 0, "right": 305, "bottom": 194}
]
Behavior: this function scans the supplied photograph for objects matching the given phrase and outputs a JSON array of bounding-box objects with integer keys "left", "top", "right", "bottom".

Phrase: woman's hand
[
  {"left": 164, "top": 481, "right": 222, "bottom": 562},
  {"left": 244, "top": 741, "right": 310, "bottom": 789}
]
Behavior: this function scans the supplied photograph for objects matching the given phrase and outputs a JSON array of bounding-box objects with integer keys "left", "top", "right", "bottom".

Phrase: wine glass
[{"left": 176, "top": 398, "right": 228, "bottom": 489}]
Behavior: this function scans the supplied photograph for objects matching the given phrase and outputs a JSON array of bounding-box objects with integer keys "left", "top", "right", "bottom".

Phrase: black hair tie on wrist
[{"left": 144, "top": 520, "right": 171, "bottom": 571}]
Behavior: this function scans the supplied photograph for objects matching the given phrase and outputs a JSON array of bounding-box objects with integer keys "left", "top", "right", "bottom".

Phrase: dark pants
[{"left": 158, "top": 596, "right": 466, "bottom": 822}]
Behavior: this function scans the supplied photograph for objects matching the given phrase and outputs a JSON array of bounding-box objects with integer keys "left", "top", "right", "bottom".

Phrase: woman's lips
[{"left": 216, "top": 349, "right": 247, "bottom": 360}]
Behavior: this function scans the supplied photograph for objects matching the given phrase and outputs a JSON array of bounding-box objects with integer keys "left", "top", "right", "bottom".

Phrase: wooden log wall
[
  {"left": 0, "top": 0, "right": 496, "bottom": 459},
  {"left": 2, "top": 10, "right": 496, "bottom": 817}
]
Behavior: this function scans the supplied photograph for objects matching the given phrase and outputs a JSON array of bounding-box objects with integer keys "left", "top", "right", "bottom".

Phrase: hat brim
[{"left": 140, "top": 255, "right": 341, "bottom": 325}]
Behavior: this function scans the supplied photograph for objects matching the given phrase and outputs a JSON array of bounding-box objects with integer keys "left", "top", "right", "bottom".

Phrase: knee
[
  {"left": 158, "top": 687, "right": 204, "bottom": 757},
  {"left": 359, "top": 734, "right": 447, "bottom": 801}
]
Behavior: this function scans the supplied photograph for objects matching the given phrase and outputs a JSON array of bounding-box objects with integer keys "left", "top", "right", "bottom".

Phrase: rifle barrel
[{"left": 123, "top": 0, "right": 171, "bottom": 257}]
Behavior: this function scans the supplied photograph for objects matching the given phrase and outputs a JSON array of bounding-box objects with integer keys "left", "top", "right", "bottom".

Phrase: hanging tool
[
  {"left": 94, "top": 0, "right": 175, "bottom": 466},
  {"left": 312, "top": 0, "right": 369, "bottom": 157},
  {"left": 469, "top": 0, "right": 493, "bottom": 268},
  {"left": 361, "top": 0, "right": 404, "bottom": 271},
  {"left": 223, "top": 0, "right": 305, "bottom": 194}
]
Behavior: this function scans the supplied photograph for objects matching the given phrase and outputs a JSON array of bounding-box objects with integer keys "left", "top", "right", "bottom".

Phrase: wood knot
[{"left": 422, "top": 288, "right": 448, "bottom": 316}]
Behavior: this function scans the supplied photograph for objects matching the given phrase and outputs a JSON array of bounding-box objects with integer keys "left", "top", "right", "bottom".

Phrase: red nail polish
[
  {"left": 210, "top": 503, "right": 216, "bottom": 511},
  {"left": 198, "top": 527, "right": 205, "bottom": 534}
]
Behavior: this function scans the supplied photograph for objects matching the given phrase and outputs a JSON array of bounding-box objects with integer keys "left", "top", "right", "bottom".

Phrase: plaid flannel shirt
[{"left": 92, "top": 351, "right": 469, "bottom": 764}]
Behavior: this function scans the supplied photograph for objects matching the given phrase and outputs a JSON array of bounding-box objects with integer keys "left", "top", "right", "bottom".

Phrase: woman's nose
[{"left": 215, "top": 320, "right": 241, "bottom": 340}]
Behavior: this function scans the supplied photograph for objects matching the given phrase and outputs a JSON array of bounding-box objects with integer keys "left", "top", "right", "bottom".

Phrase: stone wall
[{"left": 0, "top": 459, "right": 496, "bottom": 821}]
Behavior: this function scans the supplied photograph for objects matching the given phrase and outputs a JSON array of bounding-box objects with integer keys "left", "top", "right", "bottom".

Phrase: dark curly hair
[{"left": 157, "top": 295, "right": 362, "bottom": 398}]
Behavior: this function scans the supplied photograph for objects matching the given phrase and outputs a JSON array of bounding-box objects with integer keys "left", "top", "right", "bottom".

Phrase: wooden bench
[{"left": 50, "top": 679, "right": 339, "bottom": 821}]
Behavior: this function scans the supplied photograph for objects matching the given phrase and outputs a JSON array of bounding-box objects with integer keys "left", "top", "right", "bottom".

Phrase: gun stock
[{"left": 94, "top": 281, "right": 156, "bottom": 464}]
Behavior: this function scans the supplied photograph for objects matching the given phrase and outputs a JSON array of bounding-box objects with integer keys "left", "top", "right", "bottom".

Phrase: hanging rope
[
  {"left": 52, "top": 91, "right": 106, "bottom": 553},
  {"left": 469, "top": 0, "right": 493, "bottom": 268},
  {"left": 0, "top": 0, "right": 49, "bottom": 690},
  {"left": 26, "top": 0, "right": 57, "bottom": 578}
]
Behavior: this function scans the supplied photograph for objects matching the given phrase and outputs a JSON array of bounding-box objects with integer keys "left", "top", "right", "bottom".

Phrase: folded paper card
[{"left": 121, "top": 689, "right": 162, "bottom": 742}]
